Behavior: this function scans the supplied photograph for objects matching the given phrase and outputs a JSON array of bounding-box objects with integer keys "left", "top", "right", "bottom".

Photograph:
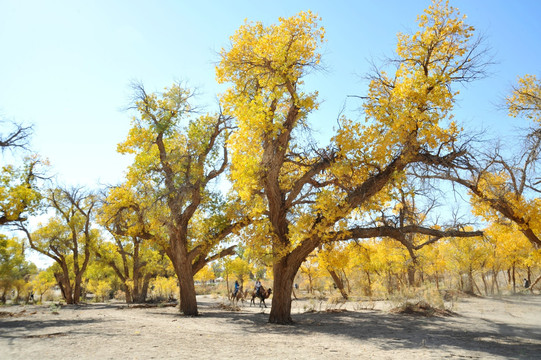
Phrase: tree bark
[
  {"left": 512, "top": 262, "right": 516, "bottom": 294},
  {"left": 55, "top": 270, "right": 74, "bottom": 304},
  {"left": 481, "top": 272, "right": 489, "bottom": 295},
  {"left": 170, "top": 239, "right": 198, "bottom": 316},
  {"left": 407, "top": 265, "right": 416, "bottom": 288},
  {"left": 269, "top": 258, "right": 296, "bottom": 324},
  {"left": 328, "top": 268, "right": 348, "bottom": 300}
]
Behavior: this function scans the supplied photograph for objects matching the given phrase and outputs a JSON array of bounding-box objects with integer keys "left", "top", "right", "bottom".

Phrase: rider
[
  {"left": 254, "top": 278, "right": 262, "bottom": 296},
  {"left": 233, "top": 280, "right": 240, "bottom": 297}
]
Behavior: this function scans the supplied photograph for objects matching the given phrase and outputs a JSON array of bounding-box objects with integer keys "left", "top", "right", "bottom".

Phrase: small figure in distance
[{"left": 254, "top": 278, "right": 262, "bottom": 297}]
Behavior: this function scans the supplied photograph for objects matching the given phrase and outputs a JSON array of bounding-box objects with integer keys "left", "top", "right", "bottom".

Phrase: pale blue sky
[
  {"left": 0, "top": 0, "right": 541, "bottom": 268},
  {"left": 2, "top": 0, "right": 540, "bottom": 268},
  {"left": 1, "top": 1, "right": 540, "bottom": 188}
]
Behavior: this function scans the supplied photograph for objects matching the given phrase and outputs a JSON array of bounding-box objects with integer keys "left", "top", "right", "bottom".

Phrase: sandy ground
[{"left": 1, "top": 294, "right": 540, "bottom": 360}]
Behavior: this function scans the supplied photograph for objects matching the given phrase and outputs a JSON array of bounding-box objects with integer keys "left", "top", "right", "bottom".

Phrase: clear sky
[{"left": 1, "top": 0, "right": 540, "bottom": 188}]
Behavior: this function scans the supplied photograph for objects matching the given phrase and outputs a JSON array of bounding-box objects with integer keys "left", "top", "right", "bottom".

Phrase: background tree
[
  {"left": 442, "top": 232, "right": 489, "bottom": 294},
  {"left": 484, "top": 222, "right": 537, "bottom": 293},
  {"left": 218, "top": 1, "right": 487, "bottom": 323},
  {"left": 84, "top": 259, "right": 116, "bottom": 302},
  {"left": 19, "top": 187, "right": 98, "bottom": 304},
  {"left": 1, "top": 156, "right": 44, "bottom": 227},
  {"left": 30, "top": 267, "right": 56, "bottom": 303},
  {"left": 97, "top": 182, "right": 168, "bottom": 303},
  {"left": 0, "top": 120, "right": 45, "bottom": 227},
  {"left": 315, "top": 243, "right": 354, "bottom": 299},
  {"left": 227, "top": 256, "right": 252, "bottom": 287},
  {"left": 0, "top": 235, "right": 36, "bottom": 303},
  {"left": 119, "top": 82, "right": 245, "bottom": 315}
]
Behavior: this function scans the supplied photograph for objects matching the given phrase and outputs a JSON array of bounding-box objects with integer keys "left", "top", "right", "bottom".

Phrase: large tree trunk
[
  {"left": 73, "top": 272, "right": 83, "bottom": 304},
  {"left": 170, "top": 239, "right": 198, "bottom": 316},
  {"left": 269, "top": 258, "right": 297, "bottom": 324},
  {"left": 177, "top": 263, "right": 198, "bottom": 315},
  {"left": 55, "top": 270, "right": 74, "bottom": 304},
  {"left": 137, "top": 273, "right": 153, "bottom": 302},
  {"left": 124, "top": 284, "right": 134, "bottom": 303}
]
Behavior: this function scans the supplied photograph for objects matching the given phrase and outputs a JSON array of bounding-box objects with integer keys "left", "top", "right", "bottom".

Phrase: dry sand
[{"left": 1, "top": 294, "right": 540, "bottom": 359}]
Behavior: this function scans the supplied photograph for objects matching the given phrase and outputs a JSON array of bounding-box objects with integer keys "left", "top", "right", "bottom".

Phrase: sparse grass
[
  {"left": 303, "top": 298, "right": 323, "bottom": 313},
  {"left": 325, "top": 294, "right": 347, "bottom": 310},
  {"left": 354, "top": 299, "right": 376, "bottom": 311},
  {"left": 49, "top": 303, "right": 61, "bottom": 315}
]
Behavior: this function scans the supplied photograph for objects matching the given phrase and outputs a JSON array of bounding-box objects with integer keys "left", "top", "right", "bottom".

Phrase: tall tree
[
  {"left": 218, "top": 1, "right": 487, "bottom": 323},
  {"left": 119, "top": 82, "right": 246, "bottom": 315},
  {"left": 18, "top": 187, "right": 97, "bottom": 304}
]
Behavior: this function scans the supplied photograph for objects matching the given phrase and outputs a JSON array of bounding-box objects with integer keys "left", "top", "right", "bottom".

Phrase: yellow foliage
[
  {"left": 507, "top": 74, "right": 541, "bottom": 122},
  {"left": 150, "top": 276, "right": 178, "bottom": 299},
  {"left": 194, "top": 265, "right": 216, "bottom": 283},
  {"left": 217, "top": 11, "right": 324, "bottom": 207},
  {"left": 86, "top": 280, "right": 112, "bottom": 302}
]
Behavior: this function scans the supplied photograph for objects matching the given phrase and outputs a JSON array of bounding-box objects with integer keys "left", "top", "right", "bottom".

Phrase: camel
[
  {"left": 250, "top": 287, "right": 272, "bottom": 308},
  {"left": 230, "top": 286, "right": 247, "bottom": 305}
]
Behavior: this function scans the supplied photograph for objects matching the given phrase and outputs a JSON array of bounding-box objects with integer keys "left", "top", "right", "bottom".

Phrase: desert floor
[{"left": 1, "top": 294, "right": 540, "bottom": 359}]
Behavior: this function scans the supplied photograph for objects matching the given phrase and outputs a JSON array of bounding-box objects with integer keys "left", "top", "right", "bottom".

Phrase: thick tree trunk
[
  {"left": 55, "top": 267, "right": 75, "bottom": 304},
  {"left": 463, "top": 266, "right": 475, "bottom": 295},
  {"left": 166, "top": 227, "right": 199, "bottom": 315},
  {"left": 139, "top": 273, "right": 153, "bottom": 302},
  {"left": 269, "top": 258, "right": 296, "bottom": 324},
  {"left": 73, "top": 273, "right": 83, "bottom": 303},
  {"left": 171, "top": 247, "right": 198, "bottom": 315},
  {"left": 124, "top": 285, "right": 134, "bottom": 303}
]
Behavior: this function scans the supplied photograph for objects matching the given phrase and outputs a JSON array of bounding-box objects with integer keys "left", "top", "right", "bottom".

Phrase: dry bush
[
  {"left": 325, "top": 294, "right": 347, "bottom": 310},
  {"left": 389, "top": 284, "right": 456, "bottom": 316},
  {"left": 390, "top": 300, "right": 455, "bottom": 317}
]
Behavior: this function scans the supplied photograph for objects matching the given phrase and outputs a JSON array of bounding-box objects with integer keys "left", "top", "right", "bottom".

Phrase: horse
[{"left": 250, "top": 287, "right": 272, "bottom": 308}]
